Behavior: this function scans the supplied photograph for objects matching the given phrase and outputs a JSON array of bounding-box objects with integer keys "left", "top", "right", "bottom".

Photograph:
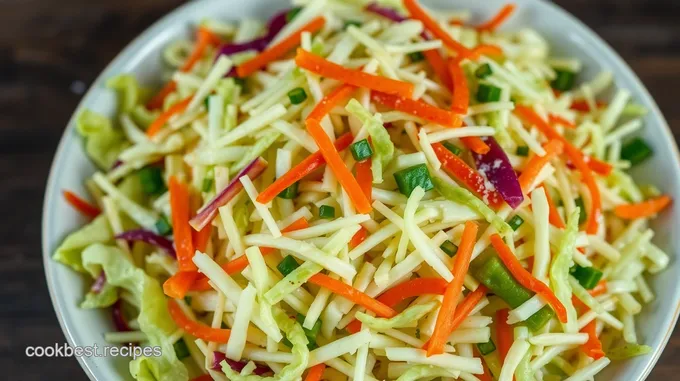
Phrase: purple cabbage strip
[
  {"left": 473, "top": 137, "right": 524, "bottom": 209},
  {"left": 212, "top": 352, "right": 272, "bottom": 375},
  {"left": 116, "top": 229, "right": 176, "bottom": 257},
  {"left": 90, "top": 271, "right": 107, "bottom": 294},
  {"left": 112, "top": 300, "right": 132, "bottom": 332},
  {"left": 189, "top": 157, "right": 268, "bottom": 231},
  {"left": 365, "top": 3, "right": 407, "bottom": 22}
]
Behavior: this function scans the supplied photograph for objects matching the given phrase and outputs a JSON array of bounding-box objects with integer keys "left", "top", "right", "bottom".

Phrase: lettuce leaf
[
  {"left": 549, "top": 209, "right": 580, "bottom": 333},
  {"left": 356, "top": 301, "right": 438, "bottom": 331},
  {"left": 80, "top": 282, "right": 118, "bottom": 309},
  {"left": 106, "top": 74, "right": 149, "bottom": 113},
  {"left": 53, "top": 214, "right": 113, "bottom": 273},
  {"left": 81, "top": 244, "right": 188, "bottom": 381},
  {"left": 131, "top": 105, "right": 160, "bottom": 130},
  {"left": 76, "top": 110, "right": 128, "bottom": 170},
  {"left": 346, "top": 99, "right": 394, "bottom": 183},
  {"left": 221, "top": 308, "right": 309, "bottom": 381}
]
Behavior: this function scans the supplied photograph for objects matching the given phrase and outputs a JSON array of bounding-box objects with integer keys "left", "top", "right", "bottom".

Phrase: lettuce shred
[
  {"left": 76, "top": 110, "right": 129, "bottom": 170},
  {"left": 549, "top": 209, "right": 580, "bottom": 333},
  {"left": 346, "top": 99, "right": 394, "bottom": 183},
  {"left": 356, "top": 301, "right": 438, "bottom": 331}
]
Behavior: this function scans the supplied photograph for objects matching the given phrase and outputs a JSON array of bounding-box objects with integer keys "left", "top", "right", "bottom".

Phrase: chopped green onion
[
  {"left": 508, "top": 215, "right": 524, "bottom": 231},
  {"left": 394, "top": 164, "right": 434, "bottom": 197},
  {"left": 287, "top": 87, "right": 308, "bottom": 105},
  {"left": 350, "top": 139, "right": 374, "bottom": 161},
  {"left": 277, "top": 255, "right": 300, "bottom": 277},
  {"left": 286, "top": 7, "right": 302, "bottom": 22},
  {"left": 516, "top": 146, "right": 529, "bottom": 157},
  {"left": 277, "top": 181, "right": 299, "bottom": 199},
  {"left": 155, "top": 215, "right": 172, "bottom": 236},
  {"left": 476, "top": 84, "right": 502, "bottom": 103},
  {"left": 408, "top": 51, "right": 425, "bottom": 62},
  {"left": 621, "top": 138, "right": 653, "bottom": 166},
  {"left": 173, "top": 339, "right": 190, "bottom": 359},
  {"left": 574, "top": 197, "right": 587, "bottom": 225},
  {"left": 570, "top": 265, "right": 603, "bottom": 290},
  {"left": 319, "top": 205, "right": 335, "bottom": 219},
  {"left": 475, "top": 64, "right": 493, "bottom": 79},
  {"left": 440, "top": 240, "right": 458, "bottom": 257},
  {"left": 344, "top": 20, "right": 362, "bottom": 29},
  {"left": 203, "top": 97, "right": 210, "bottom": 109},
  {"left": 442, "top": 141, "right": 462, "bottom": 156},
  {"left": 551, "top": 69, "right": 576, "bottom": 91},
  {"left": 138, "top": 167, "right": 166, "bottom": 195},
  {"left": 477, "top": 339, "right": 496, "bottom": 355},
  {"left": 202, "top": 177, "right": 213, "bottom": 193}
]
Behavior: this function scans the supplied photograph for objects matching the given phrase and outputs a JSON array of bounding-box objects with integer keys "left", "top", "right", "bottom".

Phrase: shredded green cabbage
[
  {"left": 346, "top": 99, "right": 394, "bottom": 183},
  {"left": 356, "top": 300, "right": 438, "bottom": 331},
  {"left": 76, "top": 110, "right": 128, "bottom": 170},
  {"left": 230, "top": 131, "right": 281, "bottom": 174},
  {"left": 549, "top": 209, "right": 580, "bottom": 333},
  {"left": 607, "top": 343, "right": 652, "bottom": 360},
  {"left": 106, "top": 74, "right": 150, "bottom": 113}
]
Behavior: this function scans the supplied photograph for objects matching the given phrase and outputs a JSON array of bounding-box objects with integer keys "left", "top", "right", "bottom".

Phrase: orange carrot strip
[
  {"left": 309, "top": 273, "right": 396, "bottom": 317},
  {"left": 181, "top": 27, "right": 221, "bottom": 72},
  {"left": 192, "top": 224, "right": 212, "bottom": 253},
  {"left": 614, "top": 195, "right": 672, "bottom": 219},
  {"left": 163, "top": 271, "right": 199, "bottom": 299},
  {"left": 432, "top": 143, "right": 503, "bottom": 207},
  {"left": 428, "top": 221, "right": 479, "bottom": 355},
  {"left": 146, "top": 81, "right": 178, "bottom": 110},
  {"left": 542, "top": 185, "right": 566, "bottom": 229},
  {"left": 282, "top": 217, "right": 310, "bottom": 233},
  {"left": 167, "top": 299, "right": 231, "bottom": 343},
  {"left": 356, "top": 159, "right": 373, "bottom": 202},
  {"left": 589, "top": 280, "right": 608, "bottom": 297},
  {"left": 63, "top": 190, "right": 101, "bottom": 218},
  {"left": 549, "top": 114, "right": 576, "bottom": 129},
  {"left": 306, "top": 119, "right": 372, "bottom": 213},
  {"left": 257, "top": 132, "right": 354, "bottom": 204},
  {"left": 295, "top": 49, "right": 414, "bottom": 98},
  {"left": 517, "top": 139, "right": 564, "bottom": 192},
  {"left": 496, "top": 308, "right": 513, "bottom": 362},
  {"left": 515, "top": 106, "right": 602, "bottom": 234},
  {"left": 305, "top": 364, "right": 326, "bottom": 381},
  {"left": 237, "top": 17, "right": 326, "bottom": 77},
  {"left": 477, "top": 4, "right": 517, "bottom": 32},
  {"left": 448, "top": 59, "right": 469, "bottom": 114},
  {"left": 570, "top": 100, "right": 606, "bottom": 112},
  {"left": 581, "top": 320, "right": 605, "bottom": 360},
  {"left": 469, "top": 44, "right": 504, "bottom": 58},
  {"left": 587, "top": 157, "right": 614, "bottom": 176},
  {"left": 146, "top": 95, "right": 193, "bottom": 137},
  {"left": 403, "top": 0, "right": 473, "bottom": 58},
  {"left": 308, "top": 84, "right": 357, "bottom": 121},
  {"left": 423, "top": 49, "right": 452, "bottom": 91},
  {"left": 169, "top": 177, "right": 196, "bottom": 272},
  {"left": 461, "top": 136, "right": 491, "bottom": 155},
  {"left": 490, "top": 234, "right": 568, "bottom": 323},
  {"left": 371, "top": 91, "right": 460, "bottom": 127},
  {"left": 350, "top": 226, "right": 369, "bottom": 249}
]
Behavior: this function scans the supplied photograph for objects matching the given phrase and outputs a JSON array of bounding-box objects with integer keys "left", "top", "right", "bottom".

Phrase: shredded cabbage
[
  {"left": 607, "top": 343, "right": 652, "bottom": 360},
  {"left": 356, "top": 300, "right": 438, "bottom": 331},
  {"left": 346, "top": 99, "right": 394, "bottom": 183},
  {"left": 549, "top": 209, "right": 580, "bottom": 333},
  {"left": 395, "top": 365, "right": 459, "bottom": 381}
]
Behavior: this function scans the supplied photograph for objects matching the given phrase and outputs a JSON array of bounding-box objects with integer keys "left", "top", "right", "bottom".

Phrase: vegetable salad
[{"left": 55, "top": 1, "right": 673, "bottom": 380}]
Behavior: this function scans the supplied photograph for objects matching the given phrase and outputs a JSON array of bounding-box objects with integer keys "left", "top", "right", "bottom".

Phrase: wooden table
[{"left": 1, "top": 0, "right": 677, "bottom": 379}]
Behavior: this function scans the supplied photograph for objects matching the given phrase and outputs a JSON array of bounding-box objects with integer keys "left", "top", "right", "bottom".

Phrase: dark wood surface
[{"left": 1, "top": 1, "right": 678, "bottom": 379}]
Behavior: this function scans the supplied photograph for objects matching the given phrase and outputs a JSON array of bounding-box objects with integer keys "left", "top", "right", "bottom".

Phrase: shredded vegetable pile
[{"left": 56, "top": 1, "right": 673, "bottom": 380}]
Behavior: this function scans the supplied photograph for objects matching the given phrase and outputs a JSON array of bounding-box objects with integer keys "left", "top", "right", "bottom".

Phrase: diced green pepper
[
  {"left": 475, "top": 64, "right": 493, "bottom": 79},
  {"left": 570, "top": 264, "right": 603, "bottom": 290},
  {"left": 283, "top": 314, "right": 322, "bottom": 349},
  {"left": 574, "top": 197, "right": 587, "bottom": 225},
  {"left": 277, "top": 255, "right": 300, "bottom": 276},
  {"left": 277, "top": 181, "right": 299, "bottom": 199},
  {"left": 477, "top": 339, "right": 496, "bottom": 355},
  {"left": 350, "top": 139, "right": 374, "bottom": 161},
  {"left": 138, "top": 167, "right": 166, "bottom": 195},
  {"left": 551, "top": 70, "right": 576, "bottom": 92},
  {"left": 440, "top": 240, "right": 458, "bottom": 257},
  {"left": 287, "top": 87, "right": 308, "bottom": 105},
  {"left": 516, "top": 146, "right": 529, "bottom": 157},
  {"left": 621, "top": 138, "right": 653, "bottom": 166},
  {"left": 442, "top": 141, "right": 462, "bottom": 156},
  {"left": 173, "top": 339, "right": 190, "bottom": 359},
  {"left": 476, "top": 84, "right": 502, "bottom": 103},
  {"left": 319, "top": 205, "right": 335, "bottom": 219},
  {"left": 394, "top": 164, "right": 434, "bottom": 197},
  {"left": 408, "top": 51, "right": 425, "bottom": 62},
  {"left": 508, "top": 215, "right": 524, "bottom": 231},
  {"left": 155, "top": 215, "right": 172, "bottom": 236}
]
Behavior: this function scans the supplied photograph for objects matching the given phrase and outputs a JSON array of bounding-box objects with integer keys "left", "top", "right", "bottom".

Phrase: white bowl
[{"left": 42, "top": 0, "right": 680, "bottom": 380}]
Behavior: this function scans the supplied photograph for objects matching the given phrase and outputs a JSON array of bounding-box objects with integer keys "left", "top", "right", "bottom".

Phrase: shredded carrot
[
  {"left": 448, "top": 59, "right": 469, "bottom": 114},
  {"left": 517, "top": 139, "right": 564, "bottom": 193},
  {"left": 163, "top": 271, "right": 199, "bottom": 299},
  {"left": 309, "top": 84, "right": 357, "bottom": 121},
  {"left": 490, "top": 234, "right": 568, "bottom": 323},
  {"left": 282, "top": 217, "right": 310, "bottom": 233},
  {"left": 586, "top": 157, "right": 614, "bottom": 176},
  {"left": 181, "top": 27, "right": 221, "bottom": 72},
  {"left": 580, "top": 320, "right": 605, "bottom": 360},
  {"left": 589, "top": 280, "right": 608, "bottom": 297},
  {"left": 192, "top": 224, "right": 212, "bottom": 253},
  {"left": 614, "top": 195, "right": 672, "bottom": 219},
  {"left": 542, "top": 185, "right": 566, "bottom": 229},
  {"left": 169, "top": 176, "right": 196, "bottom": 272},
  {"left": 428, "top": 221, "right": 479, "bottom": 356},
  {"left": 257, "top": 132, "right": 354, "bottom": 204},
  {"left": 63, "top": 190, "right": 101, "bottom": 218},
  {"left": 477, "top": 4, "right": 517, "bottom": 32},
  {"left": 304, "top": 364, "right": 326, "bottom": 381},
  {"left": 570, "top": 100, "right": 606, "bottom": 112},
  {"left": 469, "top": 44, "right": 504, "bottom": 58},
  {"left": 146, "top": 95, "right": 193, "bottom": 137},
  {"left": 309, "top": 273, "right": 396, "bottom": 317},
  {"left": 371, "top": 91, "right": 460, "bottom": 127},
  {"left": 496, "top": 308, "right": 513, "bottom": 362},
  {"left": 146, "top": 81, "right": 178, "bottom": 110},
  {"left": 422, "top": 49, "right": 452, "bottom": 91},
  {"left": 237, "top": 17, "right": 326, "bottom": 77},
  {"left": 296, "top": 49, "right": 414, "bottom": 98},
  {"left": 432, "top": 143, "right": 503, "bottom": 207},
  {"left": 167, "top": 299, "right": 231, "bottom": 343},
  {"left": 306, "top": 119, "right": 372, "bottom": 213},
  {"left": 549, "top": 114, "right": 576, "bottom": 129},
  {"left": 356, "top": 159, "right": 373, "bottom": 202},
  {"left": 350, "top": 226, "right": 369, "bottom": 249},
  {"left": 515, "top": 106, "right": 602, "bottom": 234},
  {"left": 403, "top": 0, "right": 473, "bottom": 58},
  {"left": 462, "top": 136, "right": 491, "bottom": 155}
]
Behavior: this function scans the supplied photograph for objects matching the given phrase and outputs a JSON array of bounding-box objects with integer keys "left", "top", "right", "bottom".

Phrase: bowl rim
[{"left": 41, "top": 0, "right": 680, "bottom": 380}]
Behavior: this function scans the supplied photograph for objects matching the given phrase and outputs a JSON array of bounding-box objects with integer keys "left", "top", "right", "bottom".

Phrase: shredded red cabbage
[
  {"left": 211, "top": 351, "right": 272, "bottom": 375},
  {"left": 112, "top": 300, "right": 132, "bottom": 332},
  {"left": 473, "top": 137, "right": 524, "bottom": 209},
  {"left": 116, "top": 229, "right": 176, "bottom": 257},
  {"left": 365, "top": 3, "right": 407, "bottom": 22},
  {"left": 90, "top": 271, "right": 107, "bottom": 294}
]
